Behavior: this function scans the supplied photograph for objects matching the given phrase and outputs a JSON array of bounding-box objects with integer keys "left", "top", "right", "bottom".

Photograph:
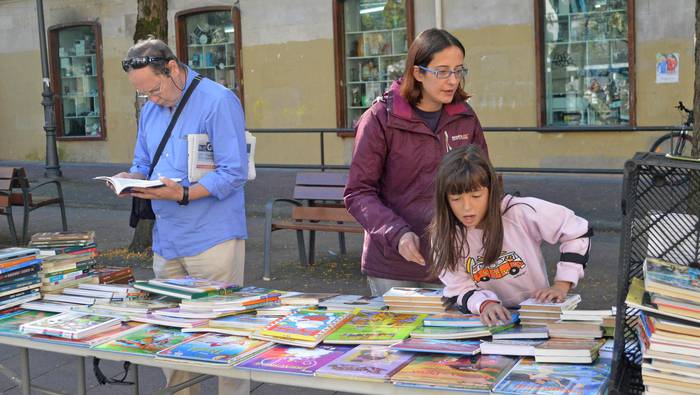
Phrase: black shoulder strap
[{"left": 147, "top": 74, "right": 204, "bottom": 178}]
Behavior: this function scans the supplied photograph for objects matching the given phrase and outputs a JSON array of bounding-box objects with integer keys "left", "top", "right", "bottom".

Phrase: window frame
[
  {"left": 332, "top": 0, "right": 415, "bottom": 132},
  {"left": 175, "top": 6, "right": 244, "bottom": 108},
  {"left": 534, "top": 0, "right": 636, "bottom": 127},
  {"left": 48, "top": 21, "right": 107, "bottom": 141}
]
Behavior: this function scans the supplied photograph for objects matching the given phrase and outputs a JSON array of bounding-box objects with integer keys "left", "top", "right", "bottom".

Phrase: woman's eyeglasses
[
  {"left": 418, "top": 65, "right": 468, "bottom": 80},
  {"left": 121, "top": 56, "right": 168, "bottom": 72}
]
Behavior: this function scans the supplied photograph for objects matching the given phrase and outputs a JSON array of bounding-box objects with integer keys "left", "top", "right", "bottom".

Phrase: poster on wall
[{"left": 656, "top": 53, "right": 679, "bottom": 83}]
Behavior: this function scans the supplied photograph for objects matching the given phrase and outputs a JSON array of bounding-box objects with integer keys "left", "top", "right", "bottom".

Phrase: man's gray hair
[{"left": 125, "top": 35, "right": 184, "bottom": 74}]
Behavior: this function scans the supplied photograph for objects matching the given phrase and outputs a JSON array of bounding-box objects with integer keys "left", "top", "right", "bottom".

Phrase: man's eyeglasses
[
  {"left": 121, "top": 56, "right": 168, "bottom": 72},
  {"left": 136, "top": 81, "right": 162, "bottom": 98},
  {"left": 418, "top": 65, "right": 468, "bottom": 80}
]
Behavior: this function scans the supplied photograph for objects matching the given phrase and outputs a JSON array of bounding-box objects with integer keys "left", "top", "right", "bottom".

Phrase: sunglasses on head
[{"left": 121, "top": 56, "right": 169, "bottom": 72}]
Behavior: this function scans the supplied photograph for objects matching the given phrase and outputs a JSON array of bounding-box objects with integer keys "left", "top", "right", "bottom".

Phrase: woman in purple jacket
[{"left": 344, "top": 28, "right": 489, "bottom": 297}]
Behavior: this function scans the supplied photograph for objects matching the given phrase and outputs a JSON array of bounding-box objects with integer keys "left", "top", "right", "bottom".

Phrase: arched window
[
  {"left": 175, "top": 7, "right": 243, "bottom": 105},
  {"left": 49, "top": 22, "right": 106, "bottom": 140}
]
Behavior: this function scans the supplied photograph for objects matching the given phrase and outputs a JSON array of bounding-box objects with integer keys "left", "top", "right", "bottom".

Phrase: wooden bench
[
  {"left": 0, "top": 167, "right": 67, "bottom": 245},
  {"left": 262, "top": 171, "right": 363, "bottom": 280}
]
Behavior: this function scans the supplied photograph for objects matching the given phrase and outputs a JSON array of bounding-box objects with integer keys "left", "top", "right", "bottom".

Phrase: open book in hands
[{"left": 94, "top": 176, "right": 182, "bottom": 195}]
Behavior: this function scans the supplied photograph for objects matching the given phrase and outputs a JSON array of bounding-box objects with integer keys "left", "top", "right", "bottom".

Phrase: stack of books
[
  {"left": 480, "top": 327, "right": 549, "bottom": 356},
  {"left": 236, "top": 344, "right": 353, "bottom": 375},
  {"left": 517, "top": 294, "right": 581, "bottom": 326},
  {"left": 93, "top": 266, "right": 134, "bottom": 284},
  {"left": 558, "top": 307, "right": 615, "bottom": 337},
  {"left": 184, "top": 313, "right": 278, "bottom": 336},
  {"left": 533, "top": 338, "right": 604, "bottom": 363},
  {"left": 315, "top": 344, "right": 415, "bottom": 382},
  {"left": 252, "top": 309, "right": 353, "bottom": 347},
  {"left": 318, "top": 294, "right": 385, "bottom": 311},
  {"left": 390, "top": 354, "right": 518, "bottom": 392},
  {"left": 492, "top": 356, "right": 611, "bottom": 394},
  {"left": 156, "top": 333, "right": 272, "bottom": 365},
  {"left": 0, "top": 247, "right": 43, "bottom": 311},
  {"left": 280, "top": 292, "right": 338, "bottom": 306},
  {"left": 382, "top": 287, "right": 446, "bottom": 314},
  {"left": 546, "top": 318, "right": 603, "bottom": 339},
  {"left": 133, "top": 277, "right": 239, "bottom": 300},
  {"left": 19, "top": 311, "right": 121, "bottom": 340},
  {"left": 178, "top": 286, "right": 280, "bottom": 315},
  {"left": 324, "top": 311, "right": 426, "bottom": 345},
  {"left": 30, "top": 231, "right": 99, "bottom": 294}
]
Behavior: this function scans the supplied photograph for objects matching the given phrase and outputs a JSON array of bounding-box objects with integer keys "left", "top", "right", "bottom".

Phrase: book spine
[
  {"left": 0, "top": 259, "right": 42, "bottom": 274},
  {"left": 0, "top": 264, "right": 40, "bottom": 282}
]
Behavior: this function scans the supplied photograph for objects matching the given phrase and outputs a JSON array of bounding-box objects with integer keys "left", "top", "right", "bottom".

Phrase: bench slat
[
  {"left": 293, "top": 186, "right": 345, "bottom": 201},
  {"left": 0, "top": 179, "right": 11, "bottom": 191},
  {"left": 292, "top": 206, "right": 356, "bottom": 222},
  {"left": 295, "top": 172, "right": 348, "bottom": 187},
  {"left": 272, "top": 221, "right": 363, "bottom": 233}
]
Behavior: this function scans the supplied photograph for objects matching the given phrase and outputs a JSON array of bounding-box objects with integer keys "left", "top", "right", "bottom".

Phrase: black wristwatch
[{"left": 178, "top": 186, "right": 190, "bottom": 206}]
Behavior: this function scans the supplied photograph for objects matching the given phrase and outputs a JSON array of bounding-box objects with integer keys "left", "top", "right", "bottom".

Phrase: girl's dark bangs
[{"left": 445, "top": 162, "right": 489, "bottom": 195}]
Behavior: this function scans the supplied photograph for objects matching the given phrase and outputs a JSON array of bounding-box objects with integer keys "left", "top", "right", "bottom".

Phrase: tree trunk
[
  {"left": 692, "top": 0, "right": 700, "bottom": 157},
  {"left": 128, "top": 0, "right": 168, "bottom": 253}
]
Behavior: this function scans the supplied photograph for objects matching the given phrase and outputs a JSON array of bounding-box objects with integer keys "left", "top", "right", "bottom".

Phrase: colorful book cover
[
  {"left": 424, "top": 312, "right": 519, "bottom": 328},
  {"left": 519, "top": 295, "right": 581, "bottom": 311},
  {"left": 19, "top": 311, "right": 121, "bottom": 339},
  {"left": 324, "top": 311, "right": 426, "bottom": 344},
  {"left": 645, "top": 257, "right": 700, "bottom": 295},
  {"left": 148, "top": 277, "right": 238, "bottom": 293},
  {"left": 235, "top": 344, "right": 352, "bottom": 375},
  {"left": 493, "top": 357, "right": 611, "bottom": 395},
  {"left": 319, "top": 295, "right": 385, "bottom": 310},
  {"left": 0, "top": 309, "right": 57, "bottom": 336},
  {"left": 31, "top": 321, "right": 143, "bottom": 347},
  {"left": 93, "top": 325, "right": 193, "bottom": 355},
  {"left": 180, "top": 287, "right": 281, "bottom": 307},
  {"left": 209, "top": 314, "right": 278, "bottom": 329},
  {"left": 390, "top": 338, "right": 481, "bottom": 355},
  {"left": 156, "top": 333, "right": 270, "bottom": 364},
  {"left": 391, "top": 354, "right": 518, "bottom": 391},
  {"left": 260, "top": 309, "right": 351, "bottom": 341},
  {"left": 315, "top": 344, "right": 415, "bottom": 382}
]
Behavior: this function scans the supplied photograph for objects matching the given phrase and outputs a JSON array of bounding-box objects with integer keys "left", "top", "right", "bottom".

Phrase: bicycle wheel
[{"left": 650, "top": 131, "right": 693, "bottom": 156}]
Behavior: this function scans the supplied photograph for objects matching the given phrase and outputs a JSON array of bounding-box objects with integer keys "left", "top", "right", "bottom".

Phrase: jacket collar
[{"left": 385, "top": 79, "right": 475, "bottom": 122}]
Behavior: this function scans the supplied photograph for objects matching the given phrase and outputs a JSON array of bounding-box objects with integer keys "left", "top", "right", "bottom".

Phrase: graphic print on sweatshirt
[{"left": 465, "top": 251, "right": 526, "bottom": 284}]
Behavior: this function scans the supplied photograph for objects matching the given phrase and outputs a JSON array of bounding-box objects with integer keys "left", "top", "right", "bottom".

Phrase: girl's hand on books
[
  {"left": 533, "top": 281, "right": 571, "bottom": 303},
  {"left": 480, "top": 301, "right": 511, "bottom": 327},
  {"left": 398, "top": 232, "right": 425, "bottom": 266}
]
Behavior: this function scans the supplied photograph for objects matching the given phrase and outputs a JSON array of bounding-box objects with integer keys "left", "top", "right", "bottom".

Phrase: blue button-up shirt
[{"left": 130, "top": 68, "right": 247, "bottom": 259}]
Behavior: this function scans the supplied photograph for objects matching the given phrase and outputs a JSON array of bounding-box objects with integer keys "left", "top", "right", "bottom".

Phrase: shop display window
[
  {"left": 538, "top": 0, "right": 634, "bottom": 126},
  {"left": 334, "top": 0, "right": 413, "bottom": 128},
  {"left": 176, "top": 7, "right": 242, "bottom": 101},
  {"left": 49, "top": 23, "right": 105, "bottom": 139}
]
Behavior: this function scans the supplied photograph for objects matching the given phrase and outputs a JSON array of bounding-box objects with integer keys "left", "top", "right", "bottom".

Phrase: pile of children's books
[
  {"left": 624, "top": 257, "right": 700, "bottom": 394},
  {"left": 29, "top": 231, "right": 99, "bottom": 294},
  {"left": 0, "top": 247, "right": 43, "bottom": 311},
  {"left": 0, "top": 281, "right": 616, "bottom": 394}
]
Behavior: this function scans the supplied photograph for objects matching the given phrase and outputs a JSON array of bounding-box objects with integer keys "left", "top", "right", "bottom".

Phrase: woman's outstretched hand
[{"left": 398, "top": 231, "right": 425, "bottom": 266}]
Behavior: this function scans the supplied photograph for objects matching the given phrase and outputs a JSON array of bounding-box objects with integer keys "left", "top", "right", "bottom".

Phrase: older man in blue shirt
[{"left": 116, "top": 38, "right": 247, "bottom": 395}]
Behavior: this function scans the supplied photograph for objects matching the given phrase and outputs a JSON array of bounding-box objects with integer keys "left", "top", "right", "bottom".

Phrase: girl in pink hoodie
[{"left": 429, "top": 145, "right": 592, "bottom": 326}]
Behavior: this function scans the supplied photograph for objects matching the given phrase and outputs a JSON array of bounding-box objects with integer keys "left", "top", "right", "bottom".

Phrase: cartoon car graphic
[{"left": 466, "top": 252, "right": 525, "bottom": 283}]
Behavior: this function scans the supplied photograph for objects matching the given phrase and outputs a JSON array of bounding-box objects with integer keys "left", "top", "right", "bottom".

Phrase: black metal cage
[{"left": 609, "top": 152, "right": 700, "bottom": 394}]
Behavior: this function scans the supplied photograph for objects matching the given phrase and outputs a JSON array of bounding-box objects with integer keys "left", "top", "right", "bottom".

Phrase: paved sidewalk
[{"left": 0, "top": 160, "right": 624, "bottom": 394}]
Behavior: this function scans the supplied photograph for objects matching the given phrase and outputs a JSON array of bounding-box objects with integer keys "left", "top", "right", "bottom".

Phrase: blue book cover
[
  {"left": 0, "top": 275, "right": 40, "bottom": 293},
  {"left": 156, "top": 333, "right": 270, "bottom": 364},
  {"left": 493, "top": 357, "right": 611, "bottom": 395},
  {"left": 0, "top": 259, "right": 42, "bottom": 275}
]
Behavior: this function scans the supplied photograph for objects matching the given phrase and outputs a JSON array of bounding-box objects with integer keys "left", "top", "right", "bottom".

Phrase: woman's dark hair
[
  {"left": 125, "top": 35, "right": 184, "bottom": 75},
  {"left": 400, "top": 28, "right": 469, "bottom": 107},
  {"left": 428, "top": 145, "right": 504, "bottom": 276}
]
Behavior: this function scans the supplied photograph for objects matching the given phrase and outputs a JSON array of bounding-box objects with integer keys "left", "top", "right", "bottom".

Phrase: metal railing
[{"left": 249, "top": 125, "right": 682, "bottom": 174}]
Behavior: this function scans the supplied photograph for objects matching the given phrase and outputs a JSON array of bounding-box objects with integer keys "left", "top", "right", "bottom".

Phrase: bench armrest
[
  {"left": 265, "top": 198, "right": 302, "bottom": 216},
  {"left": 27, "top": 180, "right": 64, "bottom": 197}
]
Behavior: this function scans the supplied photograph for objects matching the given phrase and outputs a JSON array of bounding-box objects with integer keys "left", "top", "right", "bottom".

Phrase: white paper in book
[
  {"left": 187, "top": 131, "right": 256, "bottom": 182},
  {"left": 645, "top": 211, "right": 700, "bottom": 264},
  {"left": 93, "top": 177, "right": 181, "bottom": 195}
]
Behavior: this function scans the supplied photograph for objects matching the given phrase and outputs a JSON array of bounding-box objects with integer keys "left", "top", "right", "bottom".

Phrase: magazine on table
[
  {"left": 187, "top": 131, "right": 256, "bottom": 182},
  {"left": 94, "top": 176, "right": 181, "bottom": 195}
]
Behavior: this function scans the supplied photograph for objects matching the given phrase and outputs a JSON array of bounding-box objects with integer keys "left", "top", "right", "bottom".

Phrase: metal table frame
[{"left": 0, "top": 335, "right": 481, "bottom": 394}]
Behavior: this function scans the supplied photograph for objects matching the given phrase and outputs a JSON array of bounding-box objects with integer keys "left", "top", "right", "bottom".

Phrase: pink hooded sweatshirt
[{"left": 439, "top": 195, "right": 591, "bottom": 314}]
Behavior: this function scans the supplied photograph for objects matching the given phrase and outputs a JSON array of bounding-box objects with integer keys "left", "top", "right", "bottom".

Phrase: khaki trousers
[{"left": 153, "top": 239, "right": 247, "bottom": 395}]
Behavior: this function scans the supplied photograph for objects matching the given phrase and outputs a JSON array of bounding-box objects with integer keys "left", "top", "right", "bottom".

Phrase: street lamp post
[{"left": 36, "top": 0, "right": 62, "bottom": 178}]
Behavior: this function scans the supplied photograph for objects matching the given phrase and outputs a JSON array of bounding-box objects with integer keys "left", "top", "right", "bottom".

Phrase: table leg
[
  {"left": 77, "top": 356, "right": 86, "bottom": 395},
  {"left": 20, "top": 347, "right": 29, "bottom": 395},
  {"left": 132, "top": 364, "right": 139, "bottom": 395}
]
